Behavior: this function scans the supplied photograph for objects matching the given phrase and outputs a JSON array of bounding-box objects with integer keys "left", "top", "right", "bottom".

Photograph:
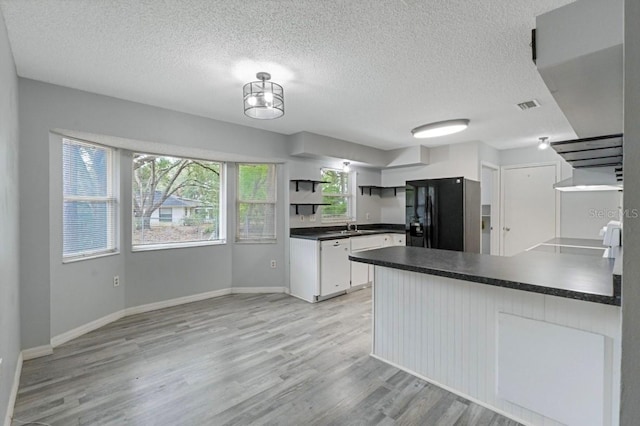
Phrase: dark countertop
[
  {"left": 290, "top": 224, "right": 405, "bottom": 241},
  {"left": 350, "top": 245, "right": 621, "bottom": 306}
]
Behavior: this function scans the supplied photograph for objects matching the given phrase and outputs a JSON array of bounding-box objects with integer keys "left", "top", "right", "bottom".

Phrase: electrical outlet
[
  {"left": 270, "top": 260, "right": 277, "bottom": 269},
  {"left": 300, "top": 215, "right": 305, "bottom": 222},
  {"left": 309, "top": 215, "right": 316, "bottom": 222},
  {"left": 113, "top": 275, "right": 120, "bottom": 287},
  {"left": 366, "top": 212, "right": 370, "bottom": 220}
]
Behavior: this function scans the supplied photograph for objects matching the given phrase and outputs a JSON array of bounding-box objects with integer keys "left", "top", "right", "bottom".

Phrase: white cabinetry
[
  {"left": 290, "top": 232, "right": 404, "bottom": 303},
  {"left": 350, "top": 235, "right": 385, "bottom": 287},
  {"left": 391, "top": 233, "right": 405, "bottom": 246},
  {"left": 320, "top": 239, "right": 351, "bottom": 296},
  {"left": 381, "top": 233, "right": 405, "bottom": 247}
]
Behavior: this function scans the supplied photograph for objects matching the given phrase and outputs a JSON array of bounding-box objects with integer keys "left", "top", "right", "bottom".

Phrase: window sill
[
  {"left": 235, "top": 239, "right": 277, "bottom": 244},
  {"left": 63, "top": 250, "right": 120, "bottom": 264},
  {"left": 132, "top": 239, "right": 226, "bottom": 252}
]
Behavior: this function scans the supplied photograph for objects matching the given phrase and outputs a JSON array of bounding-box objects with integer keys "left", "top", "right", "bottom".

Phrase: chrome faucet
[{"left": 347, "top": 222, "right": 357, "bottom": 231}]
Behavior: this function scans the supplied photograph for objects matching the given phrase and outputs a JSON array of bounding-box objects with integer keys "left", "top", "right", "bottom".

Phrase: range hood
[
  {"left": 551, "top": 134, "right": 623, "bottom": 191},
  {"left": 554, "top": 168, "right": 622, "bottom": 192}
]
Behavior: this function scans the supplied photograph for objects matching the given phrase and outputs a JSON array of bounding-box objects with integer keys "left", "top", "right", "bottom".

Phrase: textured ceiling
[{"left": 0, "top": 0, "right": 577, "bottom": 150}]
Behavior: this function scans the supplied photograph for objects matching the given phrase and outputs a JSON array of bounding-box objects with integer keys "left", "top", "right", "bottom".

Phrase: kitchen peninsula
[{"left": 350, "top": 245, "right": 622, "bottom": 426}]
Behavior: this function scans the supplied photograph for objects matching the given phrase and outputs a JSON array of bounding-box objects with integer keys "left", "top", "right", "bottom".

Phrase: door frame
[
  {"left": 499, "top": 161, "right": 562, "bottom": 256},
  {"left": 480, "top": 161, "right": 500, "bottom": 255}
]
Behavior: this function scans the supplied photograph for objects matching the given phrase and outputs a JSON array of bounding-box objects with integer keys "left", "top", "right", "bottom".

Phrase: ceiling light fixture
[
  {"left": 411, "top": 119, "right": 470, "bottom": 139},
  {"left": 538, "top": 136, "right": 550, "bottom": 150},
  {"left": 343, "top": 161, "right": 351, "bottom": 172},
  {"left": 243, "top": 72, "right": 284, "bottom": 119}
]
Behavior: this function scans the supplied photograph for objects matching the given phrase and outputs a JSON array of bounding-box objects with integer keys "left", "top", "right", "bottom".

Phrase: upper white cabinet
[{"left": 535, "top": 0, "right": 623, "bottom": 137}]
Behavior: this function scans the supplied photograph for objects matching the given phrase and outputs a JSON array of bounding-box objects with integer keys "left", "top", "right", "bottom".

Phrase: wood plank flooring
[{"left": 12, "top": 288, "right": 522, "bottom": 426}]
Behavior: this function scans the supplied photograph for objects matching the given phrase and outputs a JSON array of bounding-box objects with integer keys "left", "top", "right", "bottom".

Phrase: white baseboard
[
  {"left": 3, "top": 352, "right": 23, "bottom": 426},
  {"left": 21, "top": 345, "right": 53, "bottom": 361},
  {"left": 123, "top": 288, "right": 232, "bottom": 316},
  {"left": 231, "top": 286, "right": 289, "bottom": 294},
  {"left": 369, "top": 353, "right": 531, "bottom": 426},
  {"left": 51, "top": 310, "right": 126, "bottom": 348},
  {"left": 25, "top": 287, "right": 289, "bottom": 361}
]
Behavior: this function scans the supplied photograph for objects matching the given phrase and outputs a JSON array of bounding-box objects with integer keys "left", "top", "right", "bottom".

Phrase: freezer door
[{"left": 434, "top": 178, "right": 464, "bottom": 251}]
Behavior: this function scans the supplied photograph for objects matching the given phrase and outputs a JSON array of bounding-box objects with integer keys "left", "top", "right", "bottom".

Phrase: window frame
[
  {"left": 320, "top": 167, "right": 354, "bottom": 223},
  {"left": 62, "top": 138, "right": 119, "bottom": 262},
  {"left": 236, "top": 163, "right": 278, "bottom": 243},
  {"left": 131, "top": 152, "right": 226, "bottom": 251}
]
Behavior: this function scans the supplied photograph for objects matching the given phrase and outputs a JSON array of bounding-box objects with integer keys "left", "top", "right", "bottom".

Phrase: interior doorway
[
  {"left": 501, "top": 164, "right": 558, "bottom": 256},
  {"left": 480, "top": 163, "right": 500, "bottom": 255}
]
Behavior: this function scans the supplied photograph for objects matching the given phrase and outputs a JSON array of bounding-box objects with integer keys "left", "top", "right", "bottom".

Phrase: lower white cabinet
[
  {"left": 350, "top": 234, "right": 385, "bottom": 287},
  {"left": 320, "top": 239, "right": 351, "bottom": 296},
  {"left": 289, "top": 232, "right": 406, "bottom": 303},
  {"left": 392, "top": 233, "right": 405, "bottom": 246}
]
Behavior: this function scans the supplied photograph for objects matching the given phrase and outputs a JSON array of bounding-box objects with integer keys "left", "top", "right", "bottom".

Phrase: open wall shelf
[
  {"left": 290, "top": 203, "right": 331, "bottom": 215},
  {"left": 359, "top": 185, "right": 406, "bottom": 196},
  {"left": 290, "top": 180, "right": 329, "bottom": 193}
]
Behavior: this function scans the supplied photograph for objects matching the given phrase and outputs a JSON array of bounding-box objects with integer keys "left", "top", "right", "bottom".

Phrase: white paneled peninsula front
[{"left": 350, "top": 245, "right": 622, "bottom": 426}]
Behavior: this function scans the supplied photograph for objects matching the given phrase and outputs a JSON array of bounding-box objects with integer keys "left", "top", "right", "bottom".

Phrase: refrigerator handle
[
  {"left": 431, "top": 190, "right": 437, "bottom": 248},
  {"left": 426, "top": 194, "right": 432, "bottom": 248}
]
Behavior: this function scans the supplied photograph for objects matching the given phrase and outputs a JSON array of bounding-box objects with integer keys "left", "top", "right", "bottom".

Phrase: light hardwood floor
[{"left": 12, "top": 288, "right": 522, "bottom": 426}]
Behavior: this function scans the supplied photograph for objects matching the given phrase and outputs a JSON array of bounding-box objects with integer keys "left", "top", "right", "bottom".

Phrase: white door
[
  {"left": 502, "top": 165, "right": 557, "bottom": 256},
  {"left": 320, "top": 240, "right": 350, "bottom": 296},
  {"left": 481, "top": 164, "right": 500, "bottom": 255}
]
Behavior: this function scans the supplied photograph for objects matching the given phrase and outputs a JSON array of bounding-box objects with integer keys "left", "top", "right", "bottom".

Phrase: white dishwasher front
[{"left": 320, "top": 239, "right": 351, "bottom": 296}]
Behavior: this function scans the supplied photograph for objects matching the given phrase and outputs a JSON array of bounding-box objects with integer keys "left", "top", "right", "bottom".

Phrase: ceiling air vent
[{"left": 516, "top": 99, "right": 541, "bottom": 111}]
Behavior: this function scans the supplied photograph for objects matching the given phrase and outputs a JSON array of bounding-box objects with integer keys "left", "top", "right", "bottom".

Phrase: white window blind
[
  {"left": 63, "top": 138, "right": 117, "bottom": 259},
  {"left": 321, "top": 168, "right": 352, "bottom": 222},
  {"left": 237, "top": 164, "right": 277, "bottom": 241},
  {"left": 132, "top": 153, "right": 223, "bottom": 249}
]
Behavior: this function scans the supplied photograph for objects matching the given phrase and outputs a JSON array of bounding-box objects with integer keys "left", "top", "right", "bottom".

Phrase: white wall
[
  {"left": 379, "top": 141, "right": 482, "bottom": 224},
  {"left": 0, "top": 8, "right": 20, "bottom": 423},
  {"left": 621, "top": 0, "right": 640, "bottom": 422},
  {"left": 499, "top": 145, "right": 620, "bottom": 240},
  {"left": 19, "top": 78, "right": 293, "bottom": 347}
]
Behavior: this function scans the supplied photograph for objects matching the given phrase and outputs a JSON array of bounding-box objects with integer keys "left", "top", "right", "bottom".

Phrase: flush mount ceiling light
[
  {"left": 538, "top": 136, "right": 550, "bottom": 150},
  {"left": 243, "top": 72, "right": 284, "bottom": 119},
  {"left": 411, "top": 119, "right": 470, "bottom": 139}
]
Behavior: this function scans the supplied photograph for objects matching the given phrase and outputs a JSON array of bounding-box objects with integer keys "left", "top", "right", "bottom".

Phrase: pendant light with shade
[{"left": 243, "top": 72, "right": 284, "bottom": 119}]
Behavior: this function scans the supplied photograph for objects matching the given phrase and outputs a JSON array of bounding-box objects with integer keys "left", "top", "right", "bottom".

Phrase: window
[
  {"left": 63, "top": 138, "right": 117, "bottom": 259},
  {"left": 132, "top": 153, "right": 223, "bottom": 249},
  {"left": 159, "top": 208, "right": 172, "bottom": 223},
  {"left": 236, "top": 164, "right": 277, "bottom": 241},
  {"left": 321, "top": 168, "right": 353, "bottom": 222}
]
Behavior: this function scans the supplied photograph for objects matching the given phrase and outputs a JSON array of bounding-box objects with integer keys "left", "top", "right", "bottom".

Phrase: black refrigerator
[{"left": 405, "top": 177, "right": 480, "bottom": 253}]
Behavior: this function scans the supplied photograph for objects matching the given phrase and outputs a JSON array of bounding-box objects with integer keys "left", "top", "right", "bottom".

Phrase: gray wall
[
  {"left": 0, "top": 7, "right": 20, "bottom": 422},
  {"left": 621, "top": 0, "right": 640, "bottom": 422},
  {"left": 19, "top": 79, "right": 293, "bottom": 346},
  {"left": 48, "top": 135, "right": 126, "bottom": 336},
  {"left": 287, "top": 157, "right": 384, "bottom": 228}
]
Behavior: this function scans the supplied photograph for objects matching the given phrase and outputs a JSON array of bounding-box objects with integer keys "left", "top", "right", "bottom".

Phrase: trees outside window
[
  {"left": 237, "top": 164, "right": 277, "bottom": 241},
  {"left": 132, "top": 153, "right": 223, "bottom": 248},
  {"left": 321, "top": 168, "right": 352, "bottom": 222}
]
